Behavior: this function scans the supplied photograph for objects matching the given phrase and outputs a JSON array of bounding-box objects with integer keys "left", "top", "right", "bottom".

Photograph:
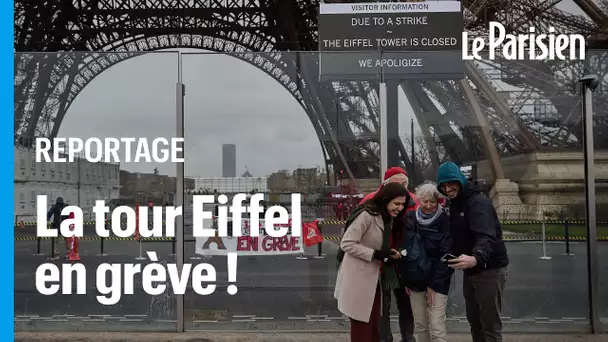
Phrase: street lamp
[{"left": 578, "top": 74, "right": 599, "bottom": 333}]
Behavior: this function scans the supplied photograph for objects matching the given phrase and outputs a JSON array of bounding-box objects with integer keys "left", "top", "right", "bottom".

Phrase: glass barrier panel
[
  {"left": 376, "top": 52, "right": 591, "bottom": 333},
  {"left": 178, "top": 50, "right": 597, "bottom": 334},
  {"left": 588, "top": 49, "right": 608, "bottom": 331},
  {"left": 182, "top": 50, "right": 382, "bottom": 331},
  {"left": 14, "top": 51, "right": 180, "bottom": 332},
  {"left": 435, "top": 55, "right": 590, "bottom": 333}
]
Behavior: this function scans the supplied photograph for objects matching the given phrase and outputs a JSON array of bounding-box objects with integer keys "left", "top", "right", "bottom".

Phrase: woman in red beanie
[{"left": 360, "top": 167, "right": 417, "bottom": 209}]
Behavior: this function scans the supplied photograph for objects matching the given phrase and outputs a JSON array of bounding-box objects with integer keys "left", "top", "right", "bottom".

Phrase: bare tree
[
  {"left": 402, "top": 135, "right": 433, "bottom": 171},
  {"left": 294, "top": 167, "right": 320, "bottom": 193},
  {"left": 267, "top": 170, "right": 291, "bottom": 192}
]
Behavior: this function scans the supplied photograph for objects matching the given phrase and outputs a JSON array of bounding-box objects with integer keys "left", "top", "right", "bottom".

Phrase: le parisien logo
[{"left": 462, "top": 22, "right": 586, "bottom": 61}]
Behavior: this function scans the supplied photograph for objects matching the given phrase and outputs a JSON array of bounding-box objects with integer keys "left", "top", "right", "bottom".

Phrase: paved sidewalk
[{"left": 14, "top": 332, "right": 608, "bottom": 341}]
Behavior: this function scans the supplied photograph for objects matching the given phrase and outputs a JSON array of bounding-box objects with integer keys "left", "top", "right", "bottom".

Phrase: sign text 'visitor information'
[{"left": 318, "top": 1, "right": 464, "bottom": 80}]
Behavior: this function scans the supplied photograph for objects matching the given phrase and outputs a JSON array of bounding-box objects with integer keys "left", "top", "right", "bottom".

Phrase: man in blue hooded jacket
[{"left": 436, "top": 161, "right": 509, "bottom": 342}]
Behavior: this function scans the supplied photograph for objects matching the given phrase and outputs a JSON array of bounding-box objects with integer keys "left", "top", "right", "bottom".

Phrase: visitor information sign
[{"left": 318, "top": 1, "right": 465, "bottom": 80}]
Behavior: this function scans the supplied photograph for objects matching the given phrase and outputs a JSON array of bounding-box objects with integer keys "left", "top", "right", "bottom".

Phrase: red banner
[{"left": 303, "top": 220, "right": 323, "bottom": 247}]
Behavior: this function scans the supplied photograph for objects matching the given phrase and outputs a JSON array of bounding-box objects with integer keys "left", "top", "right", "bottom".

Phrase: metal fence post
[
  {"left": 314, "top": 222, "right": 326, "bottom": 259},
  {"left": 170, "top": 237, "right": 176, "bottom": 256},
  {"left": 98, "top": 237, "right": 107, "bottom": 256},
  {"left": 563, "top": 220, "right": 573, "bottom": 256},
  {"left": 33, "top": 237, "right": 44, "bottom": 256},
  {"left": 579, "top": 74, "right": 600, "bottom": 333},
  {"left": 540, "top": 221, "right": 551, "bottom": 260},
  {"left": 175, "top": 51, "right": 185, "bottom": 333}
]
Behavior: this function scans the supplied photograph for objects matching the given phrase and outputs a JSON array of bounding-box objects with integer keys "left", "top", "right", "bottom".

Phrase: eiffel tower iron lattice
[{"left": 13, "top": 0, "right": 608, "bottom": 180}]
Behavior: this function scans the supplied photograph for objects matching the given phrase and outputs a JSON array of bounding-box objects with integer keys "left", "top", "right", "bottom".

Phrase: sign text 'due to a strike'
[
  {"left": 319, "top": 2, "right": 461, "bottom": 14},
  {"left": 348, "top": 15, "right": 429, "bottom": 26},
  {"left": 319, "top": 12, "right": 462, "bottom": 29}
]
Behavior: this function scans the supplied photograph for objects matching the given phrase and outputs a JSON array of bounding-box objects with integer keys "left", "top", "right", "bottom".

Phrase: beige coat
[{"left": 334, "top": 211, "right": 385, "bottom": 322}]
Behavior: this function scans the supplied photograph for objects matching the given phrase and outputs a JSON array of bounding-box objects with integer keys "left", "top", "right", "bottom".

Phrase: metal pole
[
  {"left": 540, "top": 221, "right": 551, "bottom": 260},
  {"left": 77, "top": 157, "right": 81, "bottom": 207},
  {"left": 581, "top": 79, "right": 600, "bottom": 333},
  {"left": 175, "top": 52, "right": 185, "bottom": 332},
  {"left": 563, "top": 220, "right": 573, "bottom": 256},
  {"left": 48, "top": 237, "right": 58, "bottom": 260},
  {"left": 169, "top": 237, "right": 176, "bottom": 256},
  {"left": 316, "top": 239, "right": 323, "bottom": 257},
  {"left": 314, "top": 222, "right": 326, "bottom": 259},
  {"left": 379, "top": 82, "right": 388, "bottom": 179},
  {"left": 135, "top": 239, "right": 145, "bottom": 260},
  {"left": 98, "top": 237, "right": 107, "bottom": 256},
  {"left": 411, "top": 117, "right": 415, "bottom": 186},
  {"left": 34, "top": 237, "right": 43, "bottom": 256},
  {"left": 296, "top": 220, "right": 308, "bottom": 260}
]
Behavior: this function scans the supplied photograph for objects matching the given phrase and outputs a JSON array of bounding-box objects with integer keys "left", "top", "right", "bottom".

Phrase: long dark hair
[{"left": 362, "top": 182, "right": 410, "bottom": 241}]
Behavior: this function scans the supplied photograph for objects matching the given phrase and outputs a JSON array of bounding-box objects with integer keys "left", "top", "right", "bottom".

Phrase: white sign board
[{"left": 195, "top": 218, "right": 304, "bottom": 256}]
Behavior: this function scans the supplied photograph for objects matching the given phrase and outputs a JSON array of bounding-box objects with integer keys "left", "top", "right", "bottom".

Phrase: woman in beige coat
[{"left": 335, "top": 182, "right": 411, "bottom": 342}]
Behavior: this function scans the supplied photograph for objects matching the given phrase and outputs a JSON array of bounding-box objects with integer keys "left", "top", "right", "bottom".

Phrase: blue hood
[{"left": 436, "top": 162, "right": 467, "bottom": 195}]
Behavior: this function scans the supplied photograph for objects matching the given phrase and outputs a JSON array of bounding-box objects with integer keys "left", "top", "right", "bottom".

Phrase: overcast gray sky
[
  {"left": 58, "top": 50, "right": 425, "bottom": 178},
  {"left": 59, "top": 51, "right": 321, "bottom": 178},
  {"left": 57, "top": 1, "right": 591, "bottom": 178}
]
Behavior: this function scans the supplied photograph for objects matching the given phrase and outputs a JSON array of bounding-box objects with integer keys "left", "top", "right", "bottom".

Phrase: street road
[{"left": 14, "top": 236, "right": 608, "bottom": 332}]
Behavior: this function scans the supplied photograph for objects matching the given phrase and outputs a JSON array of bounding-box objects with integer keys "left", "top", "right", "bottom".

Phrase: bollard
[
  {"left": 186, "top": 238, "right": 202, "bottom": 260},
  {"left": 47, "top": 237, "right": 59, "bottom": 260},
  {"left": 563, "top": 220, "right": 574, "bottom": 256},
  {"left": 169, "top": 237, "right": 176, "bottom": 256},
  {"left": 33, "top": 237, "right": 44, "bottom": 256},
  {"left": 314, "top": 223, "right": 326, "bottom": 260},
  {"left": 189, "top": 250, "right": 202, "bottom": 260},
  {"left": 135, "top": 238, "right": 146, "bottom": 260},
  {"left": 98, "top": 237, "right": 107, "bottom": 256},
  {"left": 540, "top": 221, "right": 551, "bottom": 260},
  {"left": 313, "top": 244, "right": 325, "bottom": 259}
]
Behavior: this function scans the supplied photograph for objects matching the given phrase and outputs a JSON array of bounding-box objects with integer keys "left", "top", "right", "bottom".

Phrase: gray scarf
[{"left": 415, "top": 206, "right": 443, "bottom": 227}]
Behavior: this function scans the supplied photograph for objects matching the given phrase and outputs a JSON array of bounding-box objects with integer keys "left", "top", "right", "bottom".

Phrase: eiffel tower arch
[
  {"left": 13, "top": 0, "right": 608, "bottom": 184},
  {"left": 14, "top": 0, "right": 388, "bottom": 181}
]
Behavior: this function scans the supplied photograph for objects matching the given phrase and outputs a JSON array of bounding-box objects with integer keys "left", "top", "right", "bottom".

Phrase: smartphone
[{"left": 440, "top": 253, "right": 457, "bottom": 263}]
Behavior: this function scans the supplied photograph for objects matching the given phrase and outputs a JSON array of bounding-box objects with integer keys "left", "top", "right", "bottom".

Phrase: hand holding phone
[
  {"left": 390, "top": 249, "right": 402, "bottom": 259},
  {"left": 440, "top": 253, "right": 457, "bottom": 263}
]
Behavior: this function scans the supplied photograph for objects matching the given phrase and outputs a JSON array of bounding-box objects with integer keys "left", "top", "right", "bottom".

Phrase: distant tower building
[{"left": 222, "top": 144, "right": 236, "bottom": 177}]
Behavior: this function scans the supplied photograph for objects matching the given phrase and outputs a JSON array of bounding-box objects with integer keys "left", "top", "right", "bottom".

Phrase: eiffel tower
[{"left": 14, "top": 0, "right": 608, "bottom": 182}]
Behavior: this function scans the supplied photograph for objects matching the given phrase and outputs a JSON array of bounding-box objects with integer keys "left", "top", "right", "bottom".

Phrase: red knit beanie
[{"left": 384, "top": 167, "right": 407, "bottom": 180}]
